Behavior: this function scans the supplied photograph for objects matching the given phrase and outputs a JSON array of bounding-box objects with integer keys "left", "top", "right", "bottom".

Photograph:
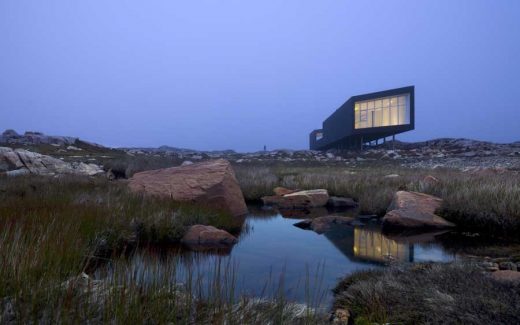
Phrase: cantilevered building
[{"left": 310, "top": 86, "right": 415, "bottom": 150}]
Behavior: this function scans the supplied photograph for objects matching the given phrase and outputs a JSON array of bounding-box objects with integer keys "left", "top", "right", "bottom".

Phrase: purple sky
[{"left": 1, "top": 1, "right": 519, "bottom": 151}]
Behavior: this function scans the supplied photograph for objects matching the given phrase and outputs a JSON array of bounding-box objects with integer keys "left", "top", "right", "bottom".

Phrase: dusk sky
[{"left": 1, "top": 1, "right": 519, "bottom": 151}]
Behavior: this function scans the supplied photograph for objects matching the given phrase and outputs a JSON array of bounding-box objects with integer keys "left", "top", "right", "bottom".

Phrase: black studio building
[{"left": 310, "top": 86, "right": 415, "bottom": 150}]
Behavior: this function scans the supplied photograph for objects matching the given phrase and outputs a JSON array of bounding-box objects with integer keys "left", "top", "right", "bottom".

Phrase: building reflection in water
[
  {"left": 324, "top": 225, "right": 413, "bottom": 264},
  {"left": 353, "top": 227, "right": 413, "bottom": 263}
]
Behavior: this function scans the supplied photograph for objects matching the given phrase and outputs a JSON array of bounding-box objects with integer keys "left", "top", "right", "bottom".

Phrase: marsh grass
[
  {"left": 0, "top": 175, "right": 325, "bottom": 324},
  {"left": 234, "top": 164, "right": 520, "bottom": 237},
  {"left": 332, "top": 262, "right": 520, "bottom": 325}
]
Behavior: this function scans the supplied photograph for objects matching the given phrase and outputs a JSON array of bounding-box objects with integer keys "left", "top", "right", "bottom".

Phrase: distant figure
[{"left": 263, "top": 145, "right": 267, "bottom": 151}]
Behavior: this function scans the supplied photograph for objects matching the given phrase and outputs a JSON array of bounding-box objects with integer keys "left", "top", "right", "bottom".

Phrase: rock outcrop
[
  {"left": 181, "top": 225, "right": 237, "bottom": 248},
  {"left": 294, "top": 216, "right": 354, "bottom": 234},
  {"left": 0, "top": 147, "right": 104, "bottom": 176},
  {"left": 262, "top": 189, "right": 329, "bottom": 209},
  {"left": 382, "top": 191, "right": 455, "bottom": 229},
  {"left": 0, "top": 130, "right": 78, "bottom": 146},
  {"left": 128, "top": 159, "right": 248, "bottom": 217}
]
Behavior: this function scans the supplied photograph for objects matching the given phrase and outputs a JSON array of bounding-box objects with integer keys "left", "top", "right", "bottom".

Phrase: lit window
[{"left": 354, "top": 93, "right": 410, "bottom": 129}]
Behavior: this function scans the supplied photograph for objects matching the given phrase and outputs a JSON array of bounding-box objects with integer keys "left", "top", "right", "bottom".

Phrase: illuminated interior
[
  {"left": 353, "top": 228, "right": 411, "bottom": 263},
  {"left": 354, "top": 93, "right": 410, "bottom": 129}
]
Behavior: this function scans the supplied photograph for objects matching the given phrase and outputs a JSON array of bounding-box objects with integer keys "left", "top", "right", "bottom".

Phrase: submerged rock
[
  {"left": 294, "top": 216, "right": 354, "bottom": 234},
  {"left": 382, "top": 191, "right": 455, "bottom": 230},
  {"left": 181, "top": 225, "right": 237, "bottom": 248},
  {"left": 327, "top": 196, "right": 358, "bottom": 208},
  {"left": 128, "top": 159, "right": 248, "bottom": 217}
]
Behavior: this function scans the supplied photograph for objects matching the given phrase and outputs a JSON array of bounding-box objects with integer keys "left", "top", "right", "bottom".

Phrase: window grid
[{"left": 355, "top": 94, "right": 410, "bottom": 129}]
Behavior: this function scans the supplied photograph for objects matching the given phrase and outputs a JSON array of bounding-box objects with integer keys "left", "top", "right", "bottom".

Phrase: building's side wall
[
  {"left": 320, "top": 98, "right": 354, "bottom": 149},
  {"left": 309, "top": 129, "right": 323, "bottom": 150}
]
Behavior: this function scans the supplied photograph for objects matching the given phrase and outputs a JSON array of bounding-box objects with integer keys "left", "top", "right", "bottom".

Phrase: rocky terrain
[
  {"left": 123, "top": 137, "right": 520, "bottom": 171},
  {"left": 0, "top": 147, "right": 105, "bottom": 177},
  {"left": 2, "top": 129, "right": 519, "bottom": 177}
]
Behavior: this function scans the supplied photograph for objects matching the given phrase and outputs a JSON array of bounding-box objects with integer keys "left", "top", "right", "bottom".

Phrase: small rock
[
  {"left": 384, "top": 174, "right": 400, "bottom": 178},
  {"left": 262, "top": 189, "right": 329, "bottom": 209},
  {"left": 480, "top": 262, "right": 499, "bottom": 272},
  {"left": 327, "top": 196, "right": 358, "bottom": 208},
  {"left": 181, "top": 225, "right": 237, "bottom": 248},
  {"left": 357, "top": 214, "right": 378, "bottom": 221},
  {"left": 350, "top": 220, "right": 365, "bottom": 227},
  {"left": 499, "top": 262, "right": 517, "bottom": 271},
  {"left": 181, "top": 160, "right": 193, "bottom": 166},
  {"left": 294, "top": 216, "right": 354, "bottom": 234},
  {"left": 5, "top": 169, "right": 30, "bottom": 177},
  {"left": 331, "top": 308, "right": 349, "bottom": 324},
  {"left": 106, "top": 169, "right": 116, "bottom": 180},
  {"left": 422, "top": 175, "right": 440, "bottom": 185},
  {"left": 491, "top": 270, "right": 520, "bottom": 283},
  {"left": 273, "top": 186, "right": 299, "bottom": 196}
]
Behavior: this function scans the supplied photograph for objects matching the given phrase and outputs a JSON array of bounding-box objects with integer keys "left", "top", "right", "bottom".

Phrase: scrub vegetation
[
  {"left": 234, "top": 164, "right": 520, "bottom": 238},
  {"left": 332, "top": 262, "right": 520, "bottom": 325}
]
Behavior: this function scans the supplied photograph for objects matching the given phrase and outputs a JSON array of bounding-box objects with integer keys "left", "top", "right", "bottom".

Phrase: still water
[{"left": 97, "top": 206, "right": 457, "bottom": 306}]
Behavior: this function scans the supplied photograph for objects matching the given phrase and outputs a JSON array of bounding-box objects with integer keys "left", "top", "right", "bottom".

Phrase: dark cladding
[{"left": 310, "top": 86, "right": 415, "bottom": 150}]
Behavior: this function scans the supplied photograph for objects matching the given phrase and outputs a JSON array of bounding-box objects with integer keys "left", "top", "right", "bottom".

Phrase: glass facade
[{"left": 354, "top": 93, "right": 410, "bottom": 129}]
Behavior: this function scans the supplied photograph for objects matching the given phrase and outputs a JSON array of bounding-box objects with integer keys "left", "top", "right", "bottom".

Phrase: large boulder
[
  {"left": 382, "top": 191, "right": 455, "bottom": 229},
  {"left": 181, "top": 225, "right": 237, "bottom": 248},
  {"left": 128, "top": 159, "right": 248, "bottom": 217},
  {"left": 262, "top": 189, "right": 329, "bottom": 209},
  {"left": 294, "top": 215, "right": 354, "bottom": 234}
]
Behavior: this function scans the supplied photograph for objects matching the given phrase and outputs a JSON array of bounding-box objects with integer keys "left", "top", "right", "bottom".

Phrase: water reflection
[
  {"left": 325, "top": 226, "right": 412, "bottom": 264},
  {"left": 354, "top": 227, "right": 412, "bottom": 263},
  {"left": 98, "top": 209, "right": 455, "bottom": 305}
]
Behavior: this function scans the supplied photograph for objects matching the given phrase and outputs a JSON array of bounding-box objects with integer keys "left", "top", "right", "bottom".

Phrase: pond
[{"left": 95, "top": 206, "right": 458, "bottom": 308}]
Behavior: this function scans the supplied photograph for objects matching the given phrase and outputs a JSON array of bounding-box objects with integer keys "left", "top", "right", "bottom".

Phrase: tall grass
[
  {"left": 234, "top": 164, "right": 520, "bottom": 236},
  {"left": 0, "top": 175, "right": 326, "bottom": 324}
]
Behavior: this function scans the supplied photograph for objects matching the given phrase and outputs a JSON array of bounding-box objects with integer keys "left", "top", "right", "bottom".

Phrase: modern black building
[{"left": 310, "top": 86, "right": 415, "bottom": 150}]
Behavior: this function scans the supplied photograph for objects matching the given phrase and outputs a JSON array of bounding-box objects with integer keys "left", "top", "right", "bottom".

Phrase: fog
[{"left": 1, "top": 1, "right": 519, "bottom": 151}]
